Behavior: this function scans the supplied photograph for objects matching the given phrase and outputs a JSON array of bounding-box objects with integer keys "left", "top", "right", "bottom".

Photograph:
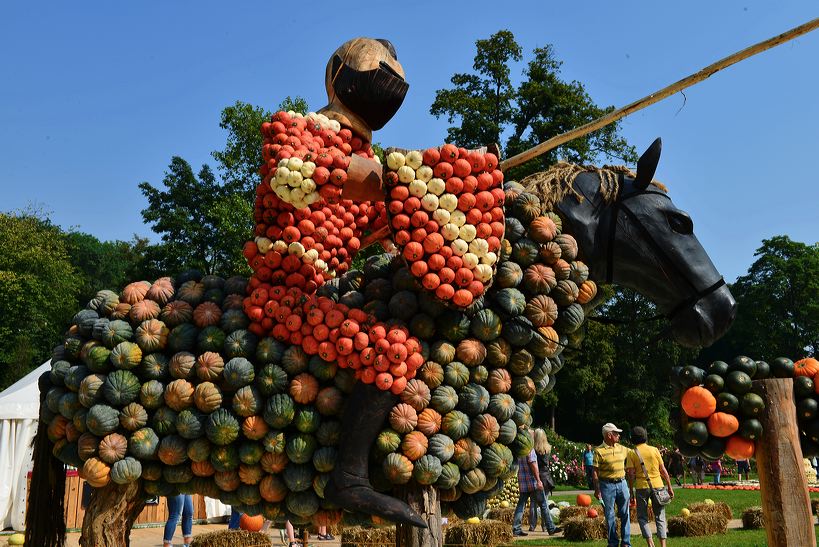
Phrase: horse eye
[{"left": 666, "top": 211, "right": 693, "bottom": 234}]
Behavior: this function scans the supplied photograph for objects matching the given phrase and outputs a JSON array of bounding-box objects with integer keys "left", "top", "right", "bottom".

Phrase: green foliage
[
  {"left": 0, "top": 212, "right": 82, "bottom": 388},
  {"left": 138, "top": 158, "right": 251, "bottom": 277},
  {"left": 211, "top": 101, "right": 271, "bottom": 200},
  {"left": 701, "top": 235, "right": 819, "bottom": 362},
  {"left": 431, "top": 30, "right": 637, "bottom": 179}
]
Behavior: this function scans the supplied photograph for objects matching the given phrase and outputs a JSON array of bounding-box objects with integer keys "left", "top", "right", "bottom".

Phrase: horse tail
[{"left": 25, "top": 371, "right": 66, "bottom": 547}]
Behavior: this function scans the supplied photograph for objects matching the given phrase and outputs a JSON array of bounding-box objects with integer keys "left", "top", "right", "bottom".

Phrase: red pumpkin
[{"left": 587, "top": 508, "right": 598, "bottom": 518}]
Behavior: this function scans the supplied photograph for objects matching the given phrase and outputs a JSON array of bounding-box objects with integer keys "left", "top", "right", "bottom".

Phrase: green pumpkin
[
  {"left": 262, "top": 430, "right": 286, "bottom": 454},
  {"left": 504, "top": 217, "right": 526, "bottom": 243},
  {"left": 286, "top": 433, "right": 317, "bottom": 464},
  {"left": 470, "top": 309, "right": 502, "bottom": 342},
  {"left": 252, "top": 365, "right": 286, "bottom": 399},
  {"left": 428, "top": 434, "right": 455, "bottom": 463},
  {"left": 512, "top": 428, "right": 534, "bottom": 457},
  {"left": 436, "top": 462, "right": 461, "bottom": 489},
  {"left": 167, "top": 323, "right": 199, "bottom": 353},
  {"left": 88, "top": 290, "right": 120, "bottom": 317},
  {"left": 224, "top": 276, "right": 248, "bottom": 296},
  {"left": 237, "top": 483, "right": 262, "bottom": 505},
  {"left": 58, "top": 392, "right": 82, "bottom": 419},
  {"left": 64, "top": 365, "right": 90, "bottom": 392},
  {"left": 281, "top": 346, "right": 309, "bottom": 375},
  {"left": 437, "top": 311, "right": 472, "bottom": 343},
  {"left": 223, "top": 358, "right": 255, "bottom": 390},
  {"left": 389, "top": 291, "right": 419, "bottom": 322},
  {"left": 196, "top": 326, "right": 225, "bottom": 353},
  {"left": 73, "top": 309, "right": 99, "bottom": 337},
  {"left": 444, "top": 363, "right": 470, "bottom": 389},
  {"left": 502, "top": 317, "right": 534, "bottom": 347},
  {"left": 110, "top": 342, "right": 142, "bottom": 370},
  {"left": 494, "top": 288, "right": 526, "bottom": 317},
  {"left": 139, "top": 380, "right": 165, "bottom": 410},
  {"left": 187, "top": 437, "right": 212, "bottom": 462},
  {"left": 264, "top": 394, "right": 295, "bottom": 429},
  {"left": 308, "top": 357, "right": 337, "bottom": 384},
  {"left": 85, "top": 345, "right": 112, "bottom": 373},
  {"left": 552, "top": 280, "right": 579, "bottom": 306},
  {"left": 118, "top": 402, "right": 148, "bottom": 431},
  {"left": 239, "top": 441, "right": 264, "bottom": 464},
  {"left": 224, "top": 330, "right": 258, "bottom": 359},
  {"left": 511, "top": 238, "right": 540, "bottom": 268},
  {"left": 163, "top": 464, "right": 194, "bottom": 484},
  {"left": 441, "top": 411, "right": 471, "bottom": 441},
  {"left": 158, "top": 434, "right": 188, "bottom": 466},
  {"left": 232, "top": 386, "right": 263, "bottom": 417},
  {"left": 382, "top": 453, "right": 413, "bottom": 485},
  {"left": 286, "top": 491, "right": 320, "bottom": 519},
  {"left": 210, "top": 444, "right": 239, "bottom": 471},
  {"left": 152, "top": 406, "right": 178, "bottom": 436},
  {"left": 555, "top": 303, "right": 585, "bottom": 333},
  {"left": 512, "top": 376, "right": 536, "bottom": 402},
  {"left": 497, "top": 419, "right": 518, "bottom": 445},
  {"left": 255, "top": 337, "right": 285, "bottom": 364},
  {"left": 176, "top": 409, "right": 206, "bottom": 440},
  {"left": 110, "top": 457, "right": 142, "bottom": 485},
  {"left": 458, "top": 384, "right": 490, "bottom": 416},
  {"left": 128, "top": 427, "right": 159, "bottom": 460},
  {"left": 294, "top": 406, "right": 321, "bottom": 433},
  {"left": 410, "top": 313, "right": 436, "bottom": 340},
  {"left": 508, "top": 349, "right": 534, "bottom": 376},
  {"left": 459, "top": 468, "right": 487, "bottom": 494},
  {"left": 429, "top": 386, "right": 459, "bottom": 414},
  {"left": 139, "top": 353, "right": 169, "bottom": 380},
  {"left": 312, "top": 447, "right": 337, "bottom": 473},
  {"left": 85, "top": 404, "right": 119, "bottom": 436},
  {"left": 46, "top": 387, "right": 66, "bottom": 414},
  {"left": 487, "top": 394, "right": 516, "bottom": 423},
  {"left": 430, "top": 341, "right": 456, "bottom": 366},
  {"left": 413, "top": 455, "right": 443, "bottom": 485},
  {"left": 283, "top": 463, "right": 315, "bottom": 492},
  {"left": 102, "top": 370, "right": 140, "bottom": 406},
  {"left": 50, "top": 360, "right": 71, "bottom": 387},
  {"left": 495, "top": 261, "right": 523, "bottom": 288},
  {"left": 206, "top": 409, "right": 240, "bottom": 445},
  {"left": 480, "top": 442, "right": 514, "bottom": 478}
]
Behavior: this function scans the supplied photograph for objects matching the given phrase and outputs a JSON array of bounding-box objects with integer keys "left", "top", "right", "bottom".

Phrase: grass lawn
[{"left": 503, "top": 528, "right": 774, "bottom": 546}]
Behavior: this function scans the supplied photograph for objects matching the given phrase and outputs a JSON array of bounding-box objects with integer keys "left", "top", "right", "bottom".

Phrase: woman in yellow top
[{"left": 625, "top": 426, "right": 674, "bottom": 547}]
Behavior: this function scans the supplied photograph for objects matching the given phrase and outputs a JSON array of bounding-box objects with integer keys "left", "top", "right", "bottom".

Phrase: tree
[
  {"left": 431, "top": 30, "right": 637, "bottom": 180},
  {"left": 0, "top": 212, "right": 82, "bottom": 388},
  {"left": 700, "top": 235, "right": 819, "bottom": 363},
  {"left": 211, "top": 101, "right": 271, "bottom": 200},
  {"left": 138, "top": 158, "right": 250, "bottom": 277}
]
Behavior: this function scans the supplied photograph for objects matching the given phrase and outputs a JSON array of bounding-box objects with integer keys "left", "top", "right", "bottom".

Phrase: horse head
[{"left": 548, "top": 139, "right": 736, "bottom": 347}]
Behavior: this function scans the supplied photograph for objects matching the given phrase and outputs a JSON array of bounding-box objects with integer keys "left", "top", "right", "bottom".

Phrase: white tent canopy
[{"left": 0, "top": 361, "right": 49, "bottom": 531}]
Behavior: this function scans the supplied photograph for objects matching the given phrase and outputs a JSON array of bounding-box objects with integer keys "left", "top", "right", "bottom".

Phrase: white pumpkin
[
  {"left": 459, "top": 224, "right": 477, "bottom": 242},
  {"left": 387, "top": 151, "right": 405, "bottom": 170},
  {"left": 426, "top": 177, "right": 446, "bottom": 196},
  {"left": 449, "top": 210, "right": 466, "bottom": 227},
  {"left": 474, "top": 264, "right": 493, "bottom": 282},
  {"left": 397, "top": 165, "right": 416, "bottom": 184},
  {"left": 300, "top": 178, "right": 316, "bottom": 194},
  {"left": 408, "top": 179, "right": 428, "bottom": 198},
  {"left": 432, "top": 208, "right": 451, "bottom": 226},
  {"left": 272, "top": 240, "right": 288, "bottom": 253},
  {"left": 421, "top": 194, "right": 439, "bottom": 212},
  {"left": 299, "top": 161, "right": 316, "bottom": 178},
  {"left": 438, "top": 194, "right": 458, "bottom": 212},
  {"left": 287, "top": 157, "right": 304, "bottom": 172},
  {"left": 481, "top": 251, "right": 498, "bottom": 265},
  {"left": 255, "top": 237, "right": 272, "bottom": 254},
  {"left": 288, "top": 242, "right": 305, "bottom": 257},
  {"left": 416, "top": 165, "right": 434, "bottom": 183},
  {"left": 451, "top": 239, "right": 468, "bottom": 256},
  {"left": 469, "top": 238, "right": 489, "bottom": 257},
  {"left": 275, "top": 166, "right": 290, "bottom": 184},
  {"left": 441, "top": 224, "right": 460, "bottom": 241},
  {"left": 286, "top": 170, "right": 303, "bottom": 187},
  {"left": 405, "top": 150, "right": 424, "bottom": 170},
  {"left": 462, "top": 253, "right": 479, "bottom": 269}
]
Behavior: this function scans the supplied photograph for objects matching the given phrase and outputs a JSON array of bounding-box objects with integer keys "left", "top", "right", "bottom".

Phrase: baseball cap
[{"left": 601, "top": 423, "right": 623, "bottom": 435}]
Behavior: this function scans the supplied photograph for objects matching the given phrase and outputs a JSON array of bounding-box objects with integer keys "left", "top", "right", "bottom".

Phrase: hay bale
[
  {"left": 629, "top": 503, "right": 654, "bottom": 523},
  {"left": 559, "top": 506, "right": 589, "bottom": 522},
  {"left": 668, "top": 513, "right": 728, "bottom": 537},
  {"left": 741, "top": 506, "right": 764, "bottom": 529},
  {"left": 444, "top": 519, "right": 512, "bottom": 547},
  {"left": 688, "top": 501, "right": 733, "bottom": 520},
  {"left": 341, "top": 525, "right": 395, "bottom": 547},
  {"left": 190, "top": 530, "right": 272, "bottom": 547},
  {"left": 562, "top": 516, "right": 607, "bottom": 541},
  {"left": 484, "top": 507, "right": 514, "bottom": 524}
]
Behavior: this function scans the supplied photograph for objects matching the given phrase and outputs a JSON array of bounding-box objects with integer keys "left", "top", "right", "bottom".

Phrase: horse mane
[{"left": 520, "top": 161, "right": 667, "bottom": 210}]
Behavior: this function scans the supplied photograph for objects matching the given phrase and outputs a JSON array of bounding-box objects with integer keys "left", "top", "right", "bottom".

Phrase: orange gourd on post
[
  {"left": 725, "top": 435, "right": 755, "bottom": 459},
  {"left": 681, "top": 386, "right": 717, "bottom": 419},
  {"left": 794, "top": 357, "right": 819, "bottom": 377}
]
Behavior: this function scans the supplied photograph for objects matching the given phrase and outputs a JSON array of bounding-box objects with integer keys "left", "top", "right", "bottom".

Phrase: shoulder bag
[{"left": 635, "top": 447, "right": 672, "bottom": 506}]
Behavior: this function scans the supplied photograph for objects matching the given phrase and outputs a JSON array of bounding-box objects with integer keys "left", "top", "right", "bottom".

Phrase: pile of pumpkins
[
  {"left": 674, "top": 355, "right": 819, "bottom": 460},
  {"left": 38, "top": 140, "right": 604, "bottom": 526}
]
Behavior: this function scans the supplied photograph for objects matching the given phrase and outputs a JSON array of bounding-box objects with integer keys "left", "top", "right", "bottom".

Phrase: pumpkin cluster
[
  {"left": 673, "top": 355, "right": 819, "bottom": 462},
  {"left": 382, "top": 146, "right": 505, "bottom": 308},
  {"left": 261, "top": 110, "right": 375, "bottom": 208}
]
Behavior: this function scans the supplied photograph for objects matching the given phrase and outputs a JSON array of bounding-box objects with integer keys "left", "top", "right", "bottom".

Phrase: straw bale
[
  {"left": 559, "top": 506, "right": 589, "bottom": 522},
  {"left": 688, "top": 501, "right": 733, "bottom": 520},
  {"left": 561, "top": 516, "right": 607, "bottom": 541},
  {"left": 443, "top": 519, "right": 512, "bottom": 547},
  {"left": 341, "top": 525, "right": 395, "bottom": 547},
  {"left": 741, "top": 506, "right": 765, "bottom": 529},
  {"left": 668, "top": 513, "right": 728, "bottom": 537},
  {"left": 189, "top": 530, "right": 272, "bottom": 547}
]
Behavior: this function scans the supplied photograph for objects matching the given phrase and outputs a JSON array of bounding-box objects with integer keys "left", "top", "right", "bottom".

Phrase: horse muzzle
[{"left": 668, "top": 284, "right": 737, "bottom": 347}]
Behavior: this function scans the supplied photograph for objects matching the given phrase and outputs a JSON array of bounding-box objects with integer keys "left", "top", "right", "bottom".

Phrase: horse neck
[{"left": 552, "top": 175, "right": 610, "bottom": 283}]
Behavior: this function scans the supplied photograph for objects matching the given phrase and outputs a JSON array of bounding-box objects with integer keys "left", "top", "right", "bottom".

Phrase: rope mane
[{"left": 520, "top": 161, "right": 667, "bottom": 210}]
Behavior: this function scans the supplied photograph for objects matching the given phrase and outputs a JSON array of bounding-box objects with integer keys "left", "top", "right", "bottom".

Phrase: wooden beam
[
  {"left": 500, "top": 17, "right": 819, "bottom": 172},
  {"left": 755, "top": 378, "right": 816, "bottom": 547}
]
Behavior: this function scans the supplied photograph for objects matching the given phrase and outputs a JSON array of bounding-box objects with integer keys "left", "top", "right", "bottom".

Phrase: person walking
[
  {"left": 163, "top": 494, "right": 193, "bottom": 547},
  {"left": 736, "top": 458, "right": 751, "bottom": 482},
  {"left": 688, "top": 456, "right": 704, "bottom": 485},
  {"left": 227, "top": 506, "right": 242, "bottom": 529},
  {"left": 529, "top": 428, "right": 561, "bottom": 535},
  {"left": 512, "top": 429, "right": 542, "bottom": 537},
  {"left": 582, "top": 443, "right": 596, "bottom": 490},
  {"left": 593, "top": 423, "right": 631, "bottom": 547},
  {"left": 667, "top": 448, "right": 684, "bottom": 486},
  {"left": 711, "top": 459, "right": 723, "bottom": 484},
  {"left": 626, "top": 426, "right": 674, "bottom": 547}
]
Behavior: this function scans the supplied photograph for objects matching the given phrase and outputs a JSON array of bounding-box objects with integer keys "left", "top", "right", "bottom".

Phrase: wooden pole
[
  {"left": 79, "top": 480, "right": 146, "bottom": 547},
  {"left": 395, "top": 483, "right": 443, "bottom": 547},
  {"left": 754, "top": 378, "right": 816, "bottom": 547},
  {"left": 500, "top": 17, "right": 819, "bottom": 172}
]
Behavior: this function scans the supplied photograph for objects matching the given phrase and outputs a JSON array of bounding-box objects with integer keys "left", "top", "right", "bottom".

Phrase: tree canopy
[{"left": 431, "top": 30, "right": 637, "bottom": 180}]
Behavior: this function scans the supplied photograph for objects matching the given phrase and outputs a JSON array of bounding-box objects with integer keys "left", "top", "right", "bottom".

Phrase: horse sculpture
[{"left": 25, "top": 37, "right": 736, "bottom": 547}]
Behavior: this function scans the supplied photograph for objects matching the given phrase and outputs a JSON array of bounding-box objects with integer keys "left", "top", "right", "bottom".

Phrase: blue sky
[{"left": 1, "top": 2, "right": 817, "bottom": 283}]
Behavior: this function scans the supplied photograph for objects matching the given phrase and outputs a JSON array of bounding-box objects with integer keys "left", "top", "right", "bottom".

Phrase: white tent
[{"left": 0, "top": 361, "right": 50, "bottom": 531}]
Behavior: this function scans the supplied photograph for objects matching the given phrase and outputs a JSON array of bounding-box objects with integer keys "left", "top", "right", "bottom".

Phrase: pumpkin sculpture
[{"left": 29, "top": 37, "right": 738, "bottom": 547}]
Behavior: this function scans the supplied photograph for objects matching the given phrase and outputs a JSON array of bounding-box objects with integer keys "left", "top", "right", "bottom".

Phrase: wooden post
[
  {"left": 79, "top": 480, "right": 145, "bottom": 547},
  {"left": 395, "top": 483, "right": 442, "bottom": 547},
  {"left": 754, "top": 378, "right": 816, "bottom": 547}
]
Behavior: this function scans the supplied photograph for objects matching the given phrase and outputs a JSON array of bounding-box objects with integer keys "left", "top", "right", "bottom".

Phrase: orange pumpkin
[
  {"left": 401, "top": 431, "right": 429, "bottom": 461},
  {"left": 794, "top": 358, "right": 819, "bottom": 377},
  {"left": 416, "top": 408, "right": 442, "bottom": 436},
  {"left": 239, "top": 513, "right": 264, "bottom": 532},
  {"left": 681, "top": 386, "right": 717, "bottom": 419},
  {"left": 242, "top": 416, "right": 269, "bottom": 440},
  {"left": 725, "top": 435, "right": 755, "bottom": 460},
  {"left": 576, "top": 494, "right": 592, "bottom": 507},
  {"left": 706, "top": 412, "right": 739, "bottom": 437},
  {"left": 587, "top": 508, "right": 599, "bottom": 518}
]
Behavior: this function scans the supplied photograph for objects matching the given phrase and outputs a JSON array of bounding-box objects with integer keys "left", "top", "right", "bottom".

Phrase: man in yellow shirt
[
  {"left": 626, "top": 426, "right": 674, "bottom": 547},
  {"left": 593, "top": 423, "right": 631, "bottom": 547}
]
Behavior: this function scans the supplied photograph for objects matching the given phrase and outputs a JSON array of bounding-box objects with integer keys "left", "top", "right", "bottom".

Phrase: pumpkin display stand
[
  {"left": 79, "top": 480, "right": 145, "bottom": 547},
  {"left": 396, "top": 483, "right": 442, "bottom": 547}
]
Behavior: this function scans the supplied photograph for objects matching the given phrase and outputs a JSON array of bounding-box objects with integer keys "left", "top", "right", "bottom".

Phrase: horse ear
[{"left": 634, "top": 138, "right": 662, "bottom": 191}]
